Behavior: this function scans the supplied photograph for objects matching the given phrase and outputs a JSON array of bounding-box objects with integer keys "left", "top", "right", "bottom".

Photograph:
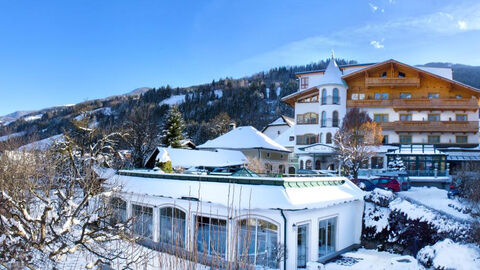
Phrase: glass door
[{"left": 297, "top": 224, "right": 309, "bottom": 268}]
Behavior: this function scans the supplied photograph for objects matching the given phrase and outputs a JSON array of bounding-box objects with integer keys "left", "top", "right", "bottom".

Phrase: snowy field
[
  {"left": 325, "top": 249, "right": 423, "bottom": 270},
  {"left": 159, "top": 95, "right": 186, "bottom": 106},
  {"left": 399, "top": 187, "right": 471, "bottom": 220}
]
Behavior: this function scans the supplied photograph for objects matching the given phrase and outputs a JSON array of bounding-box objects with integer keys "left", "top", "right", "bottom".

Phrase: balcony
[
  {"left": 393, "top": 98, "right": 478, "bottom": 111},
  {"left": 347, "top": 99, "right": 393, "bottom": 108},
  {"left": 365, "top": 77, "right": 420, "bottom": 88},
  {"left": 380, "top": 121, "right": 478, "bottom": 133}
]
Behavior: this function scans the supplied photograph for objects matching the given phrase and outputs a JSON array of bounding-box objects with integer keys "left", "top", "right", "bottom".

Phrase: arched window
[
  {"left": 326, "top": 133, "right": 332, "bottom": 144},
  {"left": 288, "top": 167, "right": 296, "bottom": 174},
  {"left": 306, "top": 160, "right": 312, "bottom": 170},
  {"left": 332, "top": 111, "right": 339, "bottom": 127},
  {"left": 279, "top": 165, "right": 285, "bottom": 174},
  {"left": 159, "top": 207, "right": 186, "bottom": 247},
  {"left": 300, "top": 160, "right": 304, "bottom": 170},
  {"left": 315, "top": 160, "right": 321, "bottom": 170},
  {"left": 321, "top": 111, "right": 327, "bottom": 127},
  {"left": 332, "top": 88, "right": 339, "bottom": 104},
  {"left": 297, "top": 113, "right": 319, "bottom": 124},
  {"left": 319, "top": 133, "right": 323, "bottom": 143},
  {"left": 132, "top": 204, "right": 154, "bottom": 239},
  {"left": 321, "top": 89, "right": 327, "bottom": 104},
  {"left": 237, "top": 218, "right": 278, "bottom": 268}
]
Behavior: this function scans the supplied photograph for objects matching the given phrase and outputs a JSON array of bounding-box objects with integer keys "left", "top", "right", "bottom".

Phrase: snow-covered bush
[
  {"left": 417, "top": 239, "right": 480, "bottom": 269},
  {"left": 365, "top": 188, "right": 395, "bottom": 207}
]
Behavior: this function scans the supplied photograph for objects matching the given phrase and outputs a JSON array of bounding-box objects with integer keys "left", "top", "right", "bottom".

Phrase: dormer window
[
  {"left": 380, "top": 72, "right": 387, "bottom": 78},
  {"left": 398, "top": 72, "right": 406, "bottom": 78}
]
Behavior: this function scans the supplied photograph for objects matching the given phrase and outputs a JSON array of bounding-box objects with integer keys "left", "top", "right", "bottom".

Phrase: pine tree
[{"left": 161, "top": 105, "right": 185, "bottom": 148}]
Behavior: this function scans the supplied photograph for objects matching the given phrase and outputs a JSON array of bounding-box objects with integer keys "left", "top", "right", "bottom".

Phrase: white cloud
[
  {"left": 458, "top": 20, "right": 467, "bottom": 30},
  {"left": 369, "top": 3, "right": 379, "bottom": 12},
  {"left": 370, "top": 40, "right": 385, "bottom": 49}
]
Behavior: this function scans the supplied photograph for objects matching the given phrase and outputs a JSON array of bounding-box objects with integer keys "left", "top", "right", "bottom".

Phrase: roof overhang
[{"left": 281, "top": 86, "right": 319, "bottom": 107}]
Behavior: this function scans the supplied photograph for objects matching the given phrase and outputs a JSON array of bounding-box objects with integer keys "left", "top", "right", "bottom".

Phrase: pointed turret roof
[{"left": 317, "top": 57, "right": 347, "bottom": 87}]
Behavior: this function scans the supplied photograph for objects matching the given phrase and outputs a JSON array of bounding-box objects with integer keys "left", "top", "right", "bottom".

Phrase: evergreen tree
[
  {"left": 161, "top": 106, "right": 185, "bottom": 148},
  {"left": 388, "top": 155, "right": 406, "bottom": 171}
]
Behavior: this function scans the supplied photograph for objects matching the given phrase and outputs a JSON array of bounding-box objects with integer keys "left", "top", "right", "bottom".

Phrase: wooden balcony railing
[
  {"left": 346, "top": 99, "right": 393, "bottom": 108},
  {"left": 393, "top": 98, "right": 478, "bottom": 111},
  {"left": 365, "top": 77, "right": 420, "bottom": 87},
  {"left": 380, "top": 121, "right": 478, "bottom": 133}
]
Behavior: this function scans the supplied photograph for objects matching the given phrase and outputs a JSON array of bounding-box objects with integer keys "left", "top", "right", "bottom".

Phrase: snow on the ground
[
  {"left": 18, "top": 134, "right": 63, "bottom": 151},
  {"left": 214, "top": 89, "right": 223, "bottom": 98},
  {"left": 159, "top": 95, "right": 186, "bottom": 106},
  {"left": 417, "top": 239, "right": 480, "bottom": 270},
  {"left": 324, "top": 248, "right": 423, "bottom": 270},
  {"left": 399, "top": 187, "right": 471, "bottom": 220},
  {"left": 74, "top": 107, "right": 112, "bottom": 121},
  {"left": 23, "top": 114, "right": 43, "bottom": 121},
  {"left": 0, "top": 131, "right": 26, "bottom": 142}
]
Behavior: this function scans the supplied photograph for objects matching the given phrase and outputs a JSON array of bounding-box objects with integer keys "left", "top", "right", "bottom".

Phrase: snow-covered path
[{"left": 325, "top": 249, "right": 423, "bottom": 270}]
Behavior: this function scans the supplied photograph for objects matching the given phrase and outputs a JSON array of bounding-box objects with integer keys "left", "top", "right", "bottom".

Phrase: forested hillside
[{"left": 1, "top": 59, "right": 479, "bottom": 150}]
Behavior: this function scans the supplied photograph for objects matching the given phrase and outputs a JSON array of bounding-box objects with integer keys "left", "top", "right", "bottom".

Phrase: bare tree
[
  {"left": 0, "top": 119, "right": 135, "bottom": 269},
  {"left": 334, "top": 108, "right": 383, "bottom": 179}
]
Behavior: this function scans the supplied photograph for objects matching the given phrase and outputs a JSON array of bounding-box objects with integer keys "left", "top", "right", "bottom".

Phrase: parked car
[
  {"left": 370, "top": 178, "right": 401, "bottom": 192},
  {"left": 375, "top": 171, "right": 411, "bottom": 191},
  {"left": 351, "top": 178, "right": 377, "bottom": 191},
  {"left": 447, "top": 184, "right": 460, "bottom": 199}
]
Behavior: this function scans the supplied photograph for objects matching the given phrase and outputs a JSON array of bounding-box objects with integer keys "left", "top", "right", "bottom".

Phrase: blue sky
[{"left": 1, "top": 0, "right": 480, "bottom": 115}]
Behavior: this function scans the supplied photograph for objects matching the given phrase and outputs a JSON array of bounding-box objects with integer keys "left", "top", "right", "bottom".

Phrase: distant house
[
  {"left": 144, "top": 147, "right": 247, "bottom": 170},
  {"left": 179, "top": 139, "right": 196, "bottom": 149},
  {"left": 197, "top": 126, "right": 291, "bottom": 174},
  {"left": 262, "top": 115, "right": 294, "bottom": 140}
]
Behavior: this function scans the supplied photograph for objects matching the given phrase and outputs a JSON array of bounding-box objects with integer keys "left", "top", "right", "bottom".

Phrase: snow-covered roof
[
  {"left": 316, "top": 58, "right": 348, "bottom": 87},
  {"left": 197, "top": 126, "right": 291, "bottom": 153},
  {"left": 111, "top": 170, "right": 364, "bottom": 210},
  {"left": 274, "top": 126, "right": 295, "bottom": 148},
  {"left": 149, "top": 147, "right": 247, "bottom": 168},
  {"left": 416, "top": 66, "right": 453, "bottom": 80}
]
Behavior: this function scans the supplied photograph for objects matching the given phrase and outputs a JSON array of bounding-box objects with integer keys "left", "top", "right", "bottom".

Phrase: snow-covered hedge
[
  {"left": 417, "top": 239, "right": 480, "bottom": 270},
  {"left": 363, "top": 189, "right": 471, "bottom": 255}
]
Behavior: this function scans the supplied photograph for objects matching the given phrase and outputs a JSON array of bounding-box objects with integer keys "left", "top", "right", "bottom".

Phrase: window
[
  {"left": 306, "top": 160, "right": 312, "bottom": 170},
  {"left": 300, "top": 160, "right": 304, "bottom": 170},
  {"left": 428, "top": 135, "right": 440, "bottom": 144},
  {"left": 332, "top": 88, "right": 339, "bottom": 104},
  {"left": 321, "top": 111, "right": 327, "bottom": 127},
  {"left": 428, "top": 93, "right": 439, "bottom": 99},
  {"left": 297, "top": 113, "right": 319, "bottom": 124},
  {"left": 399, "top": 135, "right": 412, "bottom": 144},
  {"left": 381, "top": 72, "right": 387, "bottom": 78},
  {"left": 289, "top": 136, "right": 294, "bottom": 141},
  {"left": 400, "top": 114, "right": 412, "bottom": 121},
  {"left": 297, "top": 224, "right": 309, "bottom": 268},
  {"left": 456, "top": 114, "right": 468, "bottom": 121},
  {"left": 456, "top": 136, "right": 468, "bottom": 144},
  {"left": 196, "top": 216, "right": 227, "bottom": 257},
  {"left": 382, "top": 135, "right": 388, "bottom": 144},
  {"left": 351, "top": 93, "right": 358, "bottom": 100},
  {"left": 110, "top": 197, "right": 127, "bottom": 225},
  {"left": 456, "top": 95, "right": 462, "bottom": 99},
  {"left": 321, "top": 89, "right": 327, "bottom": 104},
  {"left": 400, "top": 93, "right": 411, "bottom": 99},
  {"left": 428, "top": 114, "right": 440, "bottom": 121},
  {"left": 159, "top": 207, "right": 186, "bottom": 247},
  {"left": 359, "top": 93, "right": 365, "bottom": 100},
  {"left": 375, "top": 93, "right": 388, "bottom": 99},
  {"left": 297, "top": 134, "right": 318, "bottom": 145},
  {"left": 299, "top": 95, "right": 318, "bottom": 103},
  {"left": 332, "top": 111, "right": 339, "bottom": 127},
  {"left": 371, "top": 156, "right": 384, "bottom": 169},
  {"left": 374, "top": 114, "right": 389, "bottom": 123},
  {"left": 398, "top": 72, "right": 405, "bottom": 78},
  {"left": 279, "top": 165, "right": 285, "bottom": 174},
  {"left": 326, "top": 133, "right": 332, "bottom": 144},
  {"left": 237, "top": 218, "right": 278, "bottom": 268},
  {"left": 300, "top": 77, "right": 309, "bottom": 89},
  {"left": 132, "top": 204, "right": 153, "bottom": 239},
  {"left": 315, "top": 160, "right": 321, "bottom": 170},
  {"left": 318, "top": 217, "right": 336, "bottom": 258}
]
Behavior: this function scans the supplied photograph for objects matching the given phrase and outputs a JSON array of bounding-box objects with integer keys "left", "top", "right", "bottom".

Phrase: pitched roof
[
  {"left": 342, "top": 59, "right": 480, "bottom": 94},
  {"left": 261, "top": 115, "right": 295, "bottom": 132},
  {"left": 145, "top": 147, "right": 247, "bottom": 168},
  {"left": 197, "top": 126, "right": 291, "bottom": 153}
]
